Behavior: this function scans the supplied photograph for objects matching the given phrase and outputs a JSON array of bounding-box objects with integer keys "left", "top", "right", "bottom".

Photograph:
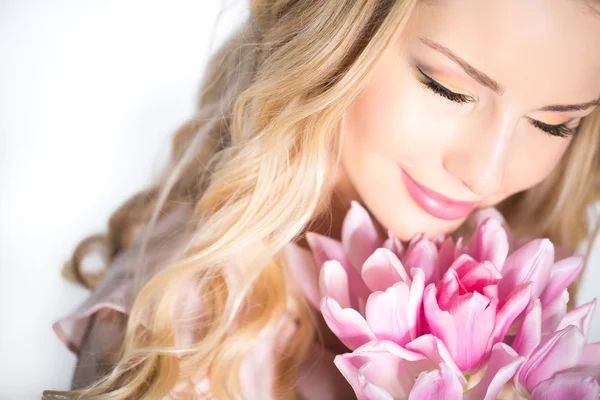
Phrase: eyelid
[
  {"left": 415, "top": 66, "right": 438, "bottom": 84},
  {"left": 415, "top": 66, "right": 475, "bottom": 100},
  {"left": 534, "top": 116, "right": 580, "bottom": 127},
  {"left": 528, "top": 117, "right": 580, "bottom": 138},
  {"left": 416, "top": 65, "right": 473, "bottom": 92},
  {"left": 415, "top": 66, "right": 475, "bottom": 105},
  {"left": 414, "top": 64, "right": 580, "bottom": 138}
]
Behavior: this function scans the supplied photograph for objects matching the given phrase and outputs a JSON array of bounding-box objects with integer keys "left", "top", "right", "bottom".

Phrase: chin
[
  {"left": 379, "top": 207, "right": 470, "bottom": 242},
  {"left": 355, "top": 182, "right": 473, "bottom": 243}
]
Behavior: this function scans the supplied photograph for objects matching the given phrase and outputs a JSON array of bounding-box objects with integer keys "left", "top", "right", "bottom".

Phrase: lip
[{"left": 400, "top": 168, "right": 476, "bottom": 221}]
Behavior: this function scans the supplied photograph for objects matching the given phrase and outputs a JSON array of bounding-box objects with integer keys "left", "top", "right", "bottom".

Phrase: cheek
[
  {"left": 503, "top": 135, "right": 572, "bottom": 197},
  {"left": 343, "top": 66, "right": 457, "bottom": 165},
  {"left": 339, "top": 62, "right": 468, "bottom": 240}
]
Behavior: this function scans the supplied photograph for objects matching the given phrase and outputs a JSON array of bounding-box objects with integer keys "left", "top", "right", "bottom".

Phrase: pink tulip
[
  {"left": 512, "top": 298, "right": 600, "bottom": 399},
  {"left": 453, "top": 213, "right": 584, "bottom": 336},
  {"left": 497, "top": 239, "right": 583, "bottom": 305},
  {"left": 464, "top": 210, "right": 510, "bottom": 269},
  {"left": 304, "top": 202, "right": 447, "bottom": 303},
  {"left": 423, "top": 261, "right": 531, "bottom": 372},
  {"left": 280, "top": 200, "right": 595, "bottom": 398},
  {"left": 334, "top": 336, "right": 464, "bottom": 400},
  {"left": 303, "top": 201, "right": 403, "bottom": 311},
  {"left": 459, "top": 213, "right": 583, "bottom": 310},
  {"left": 530, "top": 372, "right": 599, "bottom": 400},
  {"left": 298, "top": 202, "right": 582, "bottom": 315},
  {"left": 319, "top": 267, "right": 425, "bottom": 350},
  {"left": 402, "top": 234, "right": 441, "bottom": 283},
  {"left": 335, "top": 335, "right": 522, "bottom": 400}
]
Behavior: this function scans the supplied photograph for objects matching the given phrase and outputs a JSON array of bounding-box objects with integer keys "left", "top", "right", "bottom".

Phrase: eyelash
[
  {"left": 528, "top": 119, "right": 578, "bottom": 138},
  {"left": 415, "top": 67, "right": 579, "bottom": 138}
]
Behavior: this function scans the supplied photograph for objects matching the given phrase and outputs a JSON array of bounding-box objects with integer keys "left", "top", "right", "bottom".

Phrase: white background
[
  {"left": 0, "top": 1, "right": 247, "bottom": 397},
  {"left": 0, "top": 1, "right": 599, "bottom": 398}
]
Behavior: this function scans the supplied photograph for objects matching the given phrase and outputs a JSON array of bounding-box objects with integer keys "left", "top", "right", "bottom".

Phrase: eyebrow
[{"left": 419, "top": 36, "right": 600, "bottom": 112}]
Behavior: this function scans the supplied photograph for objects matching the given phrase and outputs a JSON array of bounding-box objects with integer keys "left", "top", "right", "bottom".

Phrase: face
[{"left": 338, "top": 0, "right": 600, "bottom": 241}]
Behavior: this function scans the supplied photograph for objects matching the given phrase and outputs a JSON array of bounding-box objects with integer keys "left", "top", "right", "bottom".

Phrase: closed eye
[
  {"left": 415, "top": 66, "right": 581, "bottom": 139},
  {"left": 416, "top": 66, "right": 473, "bottom": 104},
  {"left": 528, "top": 118, "right": 580, "bottom": 138}
]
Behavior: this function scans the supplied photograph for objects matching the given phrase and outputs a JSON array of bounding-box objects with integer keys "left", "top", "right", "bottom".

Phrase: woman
[{"left": 44, "top": 0, "right": 600, "bottom": 399}]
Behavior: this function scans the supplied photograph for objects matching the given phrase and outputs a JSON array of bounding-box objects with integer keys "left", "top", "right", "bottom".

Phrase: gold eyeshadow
[
  {"left": 536, "top": 115, "right": 572, "bottom": 126},
  {"left": 413, "top": 66, "right": 467, "bottom": 96}
]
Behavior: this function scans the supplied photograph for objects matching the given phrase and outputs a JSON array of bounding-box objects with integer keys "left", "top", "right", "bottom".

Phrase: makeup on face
[
  {"left": 400, "top": 168, "right": 476, "bottom": 221},
  {"left": 340, "top": 0, "right": 600, "bottom": 241},
  {"left": 411, "top": 38, "right": 598, "bottom": 138}
]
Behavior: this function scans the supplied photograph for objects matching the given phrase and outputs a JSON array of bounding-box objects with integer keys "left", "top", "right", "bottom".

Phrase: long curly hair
[{"left": 43, "top": 0, "right": 600, "bottom": 399}]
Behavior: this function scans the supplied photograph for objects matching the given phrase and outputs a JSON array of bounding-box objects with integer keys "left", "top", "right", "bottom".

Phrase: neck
[{"left": 298, "top": 165, "right": 387, "bottom": 247}]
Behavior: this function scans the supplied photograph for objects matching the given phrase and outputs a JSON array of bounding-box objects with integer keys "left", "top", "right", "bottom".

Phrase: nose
[{"left": 443, "top": 112, "right": 514, "bottom": 198}]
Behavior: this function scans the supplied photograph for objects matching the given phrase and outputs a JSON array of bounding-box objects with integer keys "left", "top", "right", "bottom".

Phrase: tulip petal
[
  {"left": 490, "top": 283, "right": 531, "bottom": 345},
  {"left": 530, "top": 372, "right": 600, "bottom": 400},
  {"left": 308, "top": 232, "right": 371, "bottom": 309},
  {"left": 319, "top": 260, "right": 351, "bottom": 309},
  {"left": 472, "top": 208, "right": 516, "bottom": 253},
  {"left": 561, "top": 343, "right": 600, "bottom": 382},
  {"left": 436, "top": 269, "right": 461, "bottom": 310},
  {"left": 344, "top": 340, "right": 466, "bottom": 398},
  {"left": 464, "top": 343, "right": 524, "bottom": 400},
  {"left": 283, "top": 242, "right": 320, "bottom": 308},
  {"left": 365, "top": 283, "right": 412, "bottom": 345},
  {"left": 437, "top": 237, "right": 456, "bottom": 276},
  {"left": 499, "top": 239, "right": 554, "bottom": 301},
  {"left": 305, "top": 231, "right": 347, "bottom": 271},
  {"left": 556, "top": 299, "right": 596, "bottom": 340},
  {"left": 361, "top": 380, "right": 393, "bottom": 400},
  {"left": 341, "top": 201, "right": 382, "bottom": 272},
  {"left": 472, "top": 207, "right": 509, "bottom": 229},
  {"left": 359, "top": 361, "right": 404, "bottom": 399},
  {"left": 432, "top": 232, "right": 446, "bottom": 247},
  {"left": 449, "top": 254, "right": 478, "bottom": 277},
  {"left": 467, "top": 217, "right": 509, "bottom": 270},
  {"left": 350, "top": 340, "right": 429, "bottom": 397},
  {"left": 454, "top": 237, "right": 466, "bottom": 259},
  {"left": 320, "top": 297, "right": 376, "bottom": 350},
  {"left": 408, "top": 269, "right": 425, "bottom": 341},
  {"left": 404, "top": 334, "right": 466, "bottom": 387},
  {"left": 408, "top": 232, "right": 425, "bottom": 248},
  {"left": 519, "top": 325, "right": 586, "bottom": 390},
  {"left": 513, "top": 299, "right": 542, "bottom": 358},
  {"left": 360, "top": 339, "right": 425, "bottom": 359},
  {"left": 482, "top": 284, "right": 499, "bottom": 300},
  {"left": 578, "top": 342, "right": 600, "bottom": 373},
  {"left": 541, "top": 289, "right": 569, "bottom": 334},
  {"left": 334, "top": 353, "right": 366, "bottom": 400},
  {"left": 423, "top": 285, "right": 458, "bottom": 357},
  {"left": 383, "top": 229, "right": 405, "bottom": 259},
  {"left": 365, "top": 270, "right": 425, "bottom": 346},
  {"left": 408, "top": 363, "right": 463, "bottom": 400},
  {"left": 459, "top": 261, "right": 502, "bottom": 293},
  {"left": 448, "top": 291, "right": 496, "bottom": 371},
  {"left": 539, "top": 256, "right": 584, "bottom": 306},
  {"left": 404, "top": 237, "right": 440, "bottom": 284},
  {"left": 361, "top": 248, "right": 410, "bottom": 293}
]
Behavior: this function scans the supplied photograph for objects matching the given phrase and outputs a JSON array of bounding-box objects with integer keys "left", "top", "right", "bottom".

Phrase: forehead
[{"left": 403, "top": 0, "right": 600, "bottom": 106}]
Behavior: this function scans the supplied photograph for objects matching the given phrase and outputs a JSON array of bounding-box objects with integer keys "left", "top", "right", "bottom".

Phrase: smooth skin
[{"left": 327, "top": 0, "right": 600, "bottom": 241}]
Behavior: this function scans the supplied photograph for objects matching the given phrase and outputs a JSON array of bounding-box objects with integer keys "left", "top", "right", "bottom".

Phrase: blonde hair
[{"left": 44, "top": 0, "right": 600, "bottom": 399}]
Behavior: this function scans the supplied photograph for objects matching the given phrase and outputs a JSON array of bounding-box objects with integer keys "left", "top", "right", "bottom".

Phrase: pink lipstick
[{"left": 400, "top": 169, "right": 476, "bottom": 221}]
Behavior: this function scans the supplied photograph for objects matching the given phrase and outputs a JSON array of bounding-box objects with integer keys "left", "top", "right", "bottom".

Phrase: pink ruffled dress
[{"left": 52, "top": 204, "right": 355, "bottom": 399}]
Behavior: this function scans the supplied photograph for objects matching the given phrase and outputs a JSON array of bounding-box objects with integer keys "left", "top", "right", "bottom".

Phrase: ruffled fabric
[
  {"left": 53, "top": 204, "right": 192, "bottom": 354},
  {"left": 53, "top": 205, "right": 352, "bottom": 399}
]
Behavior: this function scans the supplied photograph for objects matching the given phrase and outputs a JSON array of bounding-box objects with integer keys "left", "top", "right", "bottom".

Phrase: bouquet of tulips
[{"left": 298, "top": 202, "right": 599, "bottom": 399}]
